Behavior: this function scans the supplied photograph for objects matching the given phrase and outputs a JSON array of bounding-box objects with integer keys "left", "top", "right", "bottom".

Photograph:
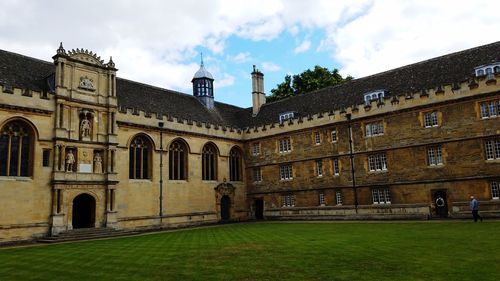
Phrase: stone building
[{"left": 0, "top": 41, "right": 499, "bottom": 243}]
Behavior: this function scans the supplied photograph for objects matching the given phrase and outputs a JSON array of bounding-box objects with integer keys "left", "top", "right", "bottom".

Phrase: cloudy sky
[{"left": 1, "top": 0, "right": 499, "bottom": 108}]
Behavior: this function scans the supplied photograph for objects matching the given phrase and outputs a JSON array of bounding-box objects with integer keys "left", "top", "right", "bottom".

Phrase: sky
[{"left": 1, "top": 0, "right": 499, "bottom": 108}]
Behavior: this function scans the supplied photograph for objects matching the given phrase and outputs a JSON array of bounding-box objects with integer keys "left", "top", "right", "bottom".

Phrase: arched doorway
[
  {"left": 220, "top": 195, "right": 231, "bottom": 221},
  {"left": 72, "top": 193, "right": 96, "bottom": 229}
]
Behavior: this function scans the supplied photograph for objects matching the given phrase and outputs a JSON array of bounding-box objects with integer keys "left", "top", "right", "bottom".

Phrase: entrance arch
[
  {"left": 72, "top": 193, "right": 96, "bottom": 229},
  {"left": 220, "top": 195, "right": 231, "bottom": 221}
]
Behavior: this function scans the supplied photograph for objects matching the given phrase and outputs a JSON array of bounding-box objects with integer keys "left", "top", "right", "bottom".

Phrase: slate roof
[
  {"left": 0, "top": 49, "right": 54, "bottom": 91},
  {"left": 242, "top": 41, "right": 500, "bottom": 127},
  {"left": 1, "top": 41, "right": 499, "bottom": 129},
  {"left": 116, "top": 79, "right": 247, "bottom": 127}
]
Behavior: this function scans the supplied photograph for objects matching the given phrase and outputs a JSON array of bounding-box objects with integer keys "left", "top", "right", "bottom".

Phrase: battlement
[
  {"left": 116, "top": 107, "right": 243, "bottom": 140},
  {"left": 0, "top": 84, "right": 55, "bottom": 113},
  {"left": 241, "top": 73, "right": 499, "bottom": 140}
]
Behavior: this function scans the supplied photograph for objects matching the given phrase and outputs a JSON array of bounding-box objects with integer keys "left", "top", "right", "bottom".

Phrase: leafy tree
[{"left": 267, "top": 66, "right": 353, "bottom": 103}]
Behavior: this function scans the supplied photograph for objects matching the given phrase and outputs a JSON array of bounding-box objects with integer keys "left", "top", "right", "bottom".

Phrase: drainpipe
[
  {"left": 345, "top": 113, "right": 358, "bottom": 214},
  {"left": 159, "top": 121, "right": 164, "bottom": 226}
]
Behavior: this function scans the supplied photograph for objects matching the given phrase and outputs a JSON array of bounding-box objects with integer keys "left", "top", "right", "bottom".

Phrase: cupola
[{"left": 192, "top": 54, "right": 214, "bottom": 109}]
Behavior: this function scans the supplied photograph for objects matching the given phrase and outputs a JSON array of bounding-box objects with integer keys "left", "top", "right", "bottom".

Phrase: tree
[{"left": 267, "top": 66, "right": 353, "bottom": 103}]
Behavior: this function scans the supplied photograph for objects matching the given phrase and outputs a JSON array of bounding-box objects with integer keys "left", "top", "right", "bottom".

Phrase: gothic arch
[{"left": 0, "top": 117, "right": 37, "bottom": 177}]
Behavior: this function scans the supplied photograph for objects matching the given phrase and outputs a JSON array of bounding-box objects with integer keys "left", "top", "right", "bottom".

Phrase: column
[
  {"left": 54, "top": 144, "right": 60, "bottom": 171},
  {"left": 107, "top": 149, "right": 112, "bottom": 173},
  {"left": 111, "top": 149, "right": 116, "bottom": 173}
]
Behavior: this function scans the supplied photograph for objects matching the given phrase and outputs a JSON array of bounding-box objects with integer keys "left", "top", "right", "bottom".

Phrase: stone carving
[
  {"left": 93, "top": 152, "right": 102, "bottom": 173},
  {"left": 80, "top": 116, "right": 91, "bottom": 138},
  {"left": 65, "top": 149, "right": 75, "bottom": 172},
  {"left": 214, "top": 179, "right": 235, "bottom": 196},
  {"left": 79, "top": 76, "right": 95, "bottom": 91}
]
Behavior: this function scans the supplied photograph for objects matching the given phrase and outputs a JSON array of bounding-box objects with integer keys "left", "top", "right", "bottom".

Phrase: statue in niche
[
  {"left": 65, "top": 149, "right": 75, "bottom": 172},
  {"left": 80, "top": 116, "right": 91, "bottom": 138},
  {"left": 93, "top": 152, "right": 102, "bottom": 173}
]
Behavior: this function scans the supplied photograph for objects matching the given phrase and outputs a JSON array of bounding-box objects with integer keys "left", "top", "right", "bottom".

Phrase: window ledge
[
  {"left": 280, "top": 179, "right": 293, "bottom": 182},
  {"left": 129, "top": 179, "right": 152, "bottom": 183},
  {"left": 485, "top": 159, "right": 500, "bottom": 163},
  {"left": 169, "top": 180, "right": 188, "bottom": 183},
  {"left": 0, "top": 176, "right": 32, "bottom": 182},
  {"left": 427, "top": 164, "right": 445, "bottom": 168},
  {"left": 368, "top": 170, "right": 388, "bottom": 174}
]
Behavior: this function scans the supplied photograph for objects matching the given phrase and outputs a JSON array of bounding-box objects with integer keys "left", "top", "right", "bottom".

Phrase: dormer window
[
  {"left": 279, "top": 111, "right": 296, "bottom": 123},
  {"left": 474, "top": 63, "right": 500, "bottom": 79},
  {"left": 364, "top": 90, "right": 385, "bottom": 105}
]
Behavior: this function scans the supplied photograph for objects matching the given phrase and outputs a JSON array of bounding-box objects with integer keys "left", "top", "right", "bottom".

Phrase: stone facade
[{"left": 1, "top": 43, "right": 500, "bottom": 243}]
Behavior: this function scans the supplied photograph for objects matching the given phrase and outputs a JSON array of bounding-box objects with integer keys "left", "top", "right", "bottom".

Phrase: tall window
[
  {"left": 372, "top": 188, "right": 391, "bottom": 204},
  {"left": 252, "top": 143, "right": 260, "bottom": 156},
  {"left": 252, "top": 167, "right": 262, "bottom": 182},
  {"left": 169, "top": 139, "right": 188, "bottom": 180},
  {"left": 279, "top": 164, "right": 293, "bottom": 180},
  {"left": 365, "top": 121, "right": 384, "bottom": 137},
  {"left": 129, "top": 135, "right": 151, "bottom": 179},
  {"left": 279, "top": 137, "right": 292, "bottom": 153},
  {"left": 485, "top": 139, "right": 500, "bottom": 160},
  {"left": 0, "top": 120, "right": 33, "bottom": 177},
  {"left": 331, "top": 128, "right": 337, "bottom": 142},
  {"left": 491, "top": 182, "right": 499, "bottom": 199},
  {"left": 423, "top": 111, "right": 439, "bottom": 127},
  {"left": 427, "top": 145, "right": 443, "bottom": 166},
  {"left": 336, "top": 191, "right": 343, "bottom": 205},
  {"left": 282, "top": 194, "right": 295, "bottom": 207},
  {"left": 229, "top": 147, "right": 242, "bottom": 181},
  {"left": 314, "top": 131, "right": 321, "bottom": 145},
  {"left": 202, "top": 143, "right": 217, "bottom": 180},
  {"left": 316, "top": 160, "right": 323, "bottom": 177},
  {"left": 368, "top": 153, "right": 388, "bottom": 171},
  {"left": 332, "top": 158, "right": 340, "bottom": 175},
  {"left": 480, "top": 99, "right": 500, "bottom": 119},
  {"left": 319, "top": 192, "right": 326, "bottom": 206}
]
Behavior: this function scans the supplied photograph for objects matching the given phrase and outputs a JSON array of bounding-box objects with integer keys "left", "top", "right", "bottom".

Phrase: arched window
[
  {"left": 129, "top": 135, "right": 151, "bottom": 179},
  {"left": 229, "top": 147, "right": 242, "bottom": 181},
  {"left": 494, "top": 66, "right": 500, "bottom": 74},
  {"left": 202, "top": 143, "right": 217, "bottom": 180},
  {"left": 0, "top": 120, "right": 33, "bottom": 177},
  {"left": 169, "top": 139, "right": 188, "bottom": 180}
]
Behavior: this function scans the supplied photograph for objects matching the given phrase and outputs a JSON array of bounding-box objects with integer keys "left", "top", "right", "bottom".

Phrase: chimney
[{"left": 251, "top": 65, "right": 266, "bottom": 115}]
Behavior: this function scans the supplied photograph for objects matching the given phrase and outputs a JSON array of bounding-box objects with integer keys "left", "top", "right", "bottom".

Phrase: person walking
[{"left": 470, "top": 196, "right": 483, "bottom": 222}]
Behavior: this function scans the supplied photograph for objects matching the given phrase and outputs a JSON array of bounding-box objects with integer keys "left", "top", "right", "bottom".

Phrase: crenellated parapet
[
  {"left": 116, "top": 107, "right": 243, "bottom": 140},
  {"left": 0, "top": 84, "right": 55, "bottom": 114},
  {"left": 241, "top": 73, "right": 500, "bottom": 140}
]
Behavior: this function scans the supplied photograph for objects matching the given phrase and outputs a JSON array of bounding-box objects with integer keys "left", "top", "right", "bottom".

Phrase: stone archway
[
  {"left": 72, "top": 193, "right": 96, "bottom": 229},
  {"left": 215, "top": 180, "right": 235, "bottom": 222}
]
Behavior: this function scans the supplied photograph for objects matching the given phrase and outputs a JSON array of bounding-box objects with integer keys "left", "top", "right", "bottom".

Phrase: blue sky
[
  {"left": 1, "top": 0, "right": 499, "bottom": 108},
  {"left": 200, "top": 31, "right": 337, "bottom": 107}
]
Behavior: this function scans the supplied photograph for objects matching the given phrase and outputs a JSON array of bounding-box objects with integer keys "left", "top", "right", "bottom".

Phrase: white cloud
[
  {"left": 294, "top": 40, "right": 311, "bottom": 54},
  {"left": 323, "top": 0, "right": 500, "bottom": 78},
  {"left": 261, "top": 62, "right": 281, "bottom": 72},
  {"left": 228, "top": 52, "right": 251, "bottom": 64},
  {"left": 0, "top": 0, "right": 498, "bottom": 104}
]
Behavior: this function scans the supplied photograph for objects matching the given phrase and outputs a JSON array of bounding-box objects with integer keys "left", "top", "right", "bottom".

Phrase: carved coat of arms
[{"left": 79, "top": 76, "right": 95, "bottom": 91}]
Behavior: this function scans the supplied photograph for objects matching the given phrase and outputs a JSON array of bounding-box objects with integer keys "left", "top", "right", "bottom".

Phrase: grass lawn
[{"left": 0, "top": 221, "right": 499, "bottom": 281}]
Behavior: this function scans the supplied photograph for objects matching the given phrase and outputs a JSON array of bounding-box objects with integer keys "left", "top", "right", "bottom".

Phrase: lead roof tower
[{"left": 192, "top": 54, "right": 214, "bottom": 109}]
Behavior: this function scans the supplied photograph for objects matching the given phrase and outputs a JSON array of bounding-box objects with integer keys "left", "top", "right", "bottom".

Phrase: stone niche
[
  {"left": 79, "top": 109, "right": 94, "bottom": 141},
  {"left": 65, "top": 147, "right": 78, "bottom": 172},
  {"left": 93, "top": 150, "right": 104, "bottom": 174}
]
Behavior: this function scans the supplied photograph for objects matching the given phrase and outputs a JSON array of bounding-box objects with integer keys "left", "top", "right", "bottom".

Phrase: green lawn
[{"left": 0, "top": 222, "right": 499, "bottom": 281}]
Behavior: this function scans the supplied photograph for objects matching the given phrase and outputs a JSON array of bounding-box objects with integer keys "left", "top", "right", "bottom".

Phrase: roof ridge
[
  {"left": 0, "top": 49, "right": 53, "bottom": 66},
  {"left": 335, "top": 41, "right": 500, "bottom": 86},
  {"left": 261, "top": 41, "right": 500, "bottom": 108}
]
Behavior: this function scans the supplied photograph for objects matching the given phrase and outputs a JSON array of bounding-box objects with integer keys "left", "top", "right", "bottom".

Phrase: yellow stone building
[{"left": 1, "top": 42, "right": 499, "bottom": 243}]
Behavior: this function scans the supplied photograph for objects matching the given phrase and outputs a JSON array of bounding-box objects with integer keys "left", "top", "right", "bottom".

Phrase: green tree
[{"left": 267, "top": 66, "right": 352, "bottom": 103}]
